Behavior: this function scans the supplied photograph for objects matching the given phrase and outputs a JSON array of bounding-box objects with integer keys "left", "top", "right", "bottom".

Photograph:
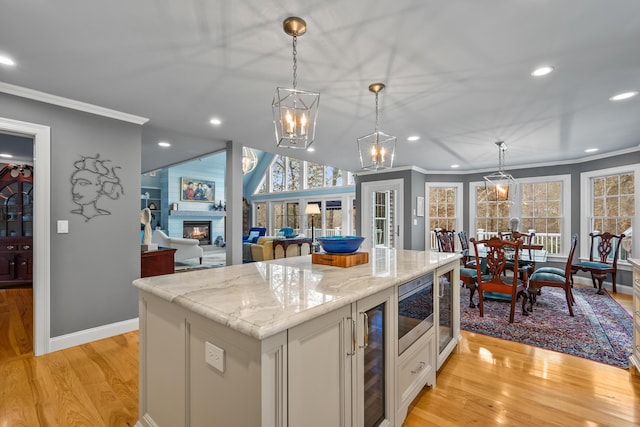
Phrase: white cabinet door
[
  {"left": 354, "top": 288, "right": 395, "bottom": 427},
  {"left": 288, "top": 304, "right": 353, "bottom": 427}
]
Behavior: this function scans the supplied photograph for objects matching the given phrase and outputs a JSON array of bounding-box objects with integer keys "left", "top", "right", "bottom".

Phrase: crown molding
[{"left": 0, "top": 81, "right": 148, "bottom": 125}]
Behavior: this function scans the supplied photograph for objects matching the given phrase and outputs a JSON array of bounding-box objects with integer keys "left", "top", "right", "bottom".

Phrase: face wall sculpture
[{"left": 70, "top": 154, "right": 124, "bottom": 221}]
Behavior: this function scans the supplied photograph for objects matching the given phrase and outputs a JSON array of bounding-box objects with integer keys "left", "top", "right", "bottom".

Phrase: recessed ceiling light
[
  {"left": 209, "top": 118, "right": 222, "bottom": 126},
  {"left": 307, "top": 147, "right": 315, "bottom": 152},
  {"left": 0, "top": 55, "right": 16, "bottom": 66},
  {"left": 0, "top": 153, "right": 13, "bottom": 158},
  {"left": 531, "top": 66, "right": 554, "bottom": 77},
  {"left": 158, "top": 141, "right": 171, "bottom": 148},
  {"left": 584, "top": 148, "right": 599, "bottom": 153},
  {"left": 609, "top": 91, "right": 638, "bottom": 101},
  {"left": 407, "top": 136, "right": 420, "bottom": 142},
  {"left": 450, "top": 164, "right": 460, "bottom": 168}
]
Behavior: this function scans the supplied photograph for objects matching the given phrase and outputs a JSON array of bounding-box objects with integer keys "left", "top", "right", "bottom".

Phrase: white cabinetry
[
  {"left": 630, "top": 259, "right": 640, "bottom": 376},
  {"left": 289, "top": 288, "right": 395, "bottom": 427}
]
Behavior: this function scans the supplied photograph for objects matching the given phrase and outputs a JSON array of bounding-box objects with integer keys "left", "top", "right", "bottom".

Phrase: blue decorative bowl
[{"left": 316, "top": 236, "right": 365, "bottom": 254}]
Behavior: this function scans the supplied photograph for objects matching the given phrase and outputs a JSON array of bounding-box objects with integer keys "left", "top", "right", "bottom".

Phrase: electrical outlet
[{"left": 205, "top": 341, "right": 225, "bottom": 372}]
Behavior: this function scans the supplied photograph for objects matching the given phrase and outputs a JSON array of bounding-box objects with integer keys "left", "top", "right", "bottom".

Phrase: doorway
[
  {"left": 361, "top": 179, "right": 404, "bottom": 250},
  {"left": 0, "top": 117, "right": 51, "bottom": 356}
]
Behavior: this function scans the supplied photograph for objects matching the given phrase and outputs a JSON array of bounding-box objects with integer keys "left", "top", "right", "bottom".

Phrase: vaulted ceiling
[{"left": 1, "top": 0, "right": 639, "bottom": 173}]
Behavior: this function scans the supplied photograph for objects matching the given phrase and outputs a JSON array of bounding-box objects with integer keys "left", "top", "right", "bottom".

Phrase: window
[
  {"left": 470, "top": 175, "right": 570, "bottom": 256},
  {"left": 520, "top": 181, "right": 563, "bottom": 254},
  {"left": 255, "top": 202, "right": 267, "bottom": 228},
  {"left": 581, "top": 166, "right": 637, "bottom": 262},
  {"left": 286, "top": 158, "right": 301, "bottom": 191},
  {"left": 426, "top": 183, "right": 463, "bottom": 250},
  {"left": 307, "top": 162, "right": 324, "bottom": 188}
]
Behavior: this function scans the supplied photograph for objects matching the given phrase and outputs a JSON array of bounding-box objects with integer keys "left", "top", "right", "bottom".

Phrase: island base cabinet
[
  {"left": 288, "top": 304, "right": 353, "bottom": 427},
  {"left": 395, "top": 328, "right": 436, "bottom": 424},
  {"left": 138, "top": 292, "right": 286, "bottom": 427},
  {"left": 630, "top": 260, "right": 640, "bottom": 376}
]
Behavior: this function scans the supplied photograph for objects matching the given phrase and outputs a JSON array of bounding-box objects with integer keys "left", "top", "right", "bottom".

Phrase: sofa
[
  {"left": 250, "top": 236, "right": 311, "bottom": 262},
  {"left": 243, "top": 227, "right": 267, "bottom": 244},
  {"left": 152, "top": 229, "right": 204, "bottom": 263}
]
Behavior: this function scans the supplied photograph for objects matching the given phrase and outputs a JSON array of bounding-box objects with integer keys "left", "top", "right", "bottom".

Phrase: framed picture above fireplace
[{"left": 180, "top": 177, "right": 215, "bottom": 202}]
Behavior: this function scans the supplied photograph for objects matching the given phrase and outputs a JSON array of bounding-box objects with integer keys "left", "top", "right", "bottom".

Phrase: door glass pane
[
  {"left": 438, "top": 270, "right": 453, "bottom": 353},
  {"left": 373, "top": 190, "right": 395, "bottom": 248},
  {"left": 364, "top": 302, "right": 385, "bottom": 427}
]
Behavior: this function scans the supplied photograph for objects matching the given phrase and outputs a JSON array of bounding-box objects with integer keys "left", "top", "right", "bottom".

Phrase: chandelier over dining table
[
  {"left": 272, "top": 17, "right": 320, "bottom": 150},
  {"left": 357, "top": 83, "right": 396, "bottom": 170},
  {"left": 484, "top": 141, "right": 517, "bottom": 201}
]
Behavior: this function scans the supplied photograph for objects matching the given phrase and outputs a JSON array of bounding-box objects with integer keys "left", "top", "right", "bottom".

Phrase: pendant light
[
  {"left": 272, "top": 17, "right": 320, "bottom": 150},
  {"left": 357, "top": 83, "right": 396, "bottom": 170},
  {"left": 242, "top": 146, "right": 258, "bottom": 175},
  {"left": 483, "top": 141, "right": 517, "bottom": 201}
]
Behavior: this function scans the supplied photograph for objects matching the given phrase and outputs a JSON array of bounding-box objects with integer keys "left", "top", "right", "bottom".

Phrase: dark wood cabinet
[
  {"left": 0, "top": 165, "right": 33, "bottom": 286},
  {"left": 141, "top": 247, "right": 176, "bottom": 278}
]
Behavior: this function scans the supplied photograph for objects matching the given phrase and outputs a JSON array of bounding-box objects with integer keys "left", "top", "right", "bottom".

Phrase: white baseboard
[
  {"left": 49, "top": 317, "right": 139, "bottom": 352},
  {"left": 571, "top": 276, "right": 633, "bottom": 296}
]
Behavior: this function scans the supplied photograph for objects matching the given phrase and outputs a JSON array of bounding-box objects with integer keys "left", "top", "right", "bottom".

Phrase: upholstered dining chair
[
  {"left": 571, "top": 231, "right": 625, "bottom": 294},
  {"left": 528, "top": 234, "right": 578, "bottom": 316},
  {"left": 470, "top": 236, "right": 528, "bottom": 323},
  {"left": 435, "top": 229, "right": 478, "bottom": 308},
  {"left": 457, "top": 230, "right": 476, "bottom": 269},
  {"left": 499, "top": 230, "right": 537, "bottom": 278}
]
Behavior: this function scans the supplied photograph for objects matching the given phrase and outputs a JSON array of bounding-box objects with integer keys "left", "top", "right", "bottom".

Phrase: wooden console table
[
  {"left": 273, "top": 237, "right": 312, "bottom": 258},
  {"left": 141, "top": 247, "right": 176, "bottom": 278}
]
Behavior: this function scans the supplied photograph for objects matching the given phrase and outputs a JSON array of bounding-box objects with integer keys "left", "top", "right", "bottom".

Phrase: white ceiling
[{"left": 1, "top": 0, "right": 639, "bottom": 173}]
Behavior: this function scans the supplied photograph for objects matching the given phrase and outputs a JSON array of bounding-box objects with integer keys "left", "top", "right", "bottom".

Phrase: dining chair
[
  {"left": 457, "top": 231, "right": 476, "bottom": 269},
  {"left": 435, "top": 229, "right": 478, "bottom": 308},
  {"left": 499, "top": 230, "right": 536, "bottom": 278},
  {"left": 571, "top": 231, "right": 625, "bottom": 294},
  {"left": 528, "top": 234, "right": 578, "bottom": 316},
  {"left": 470, "top": 236, "right": 528, "bottom": 323}
]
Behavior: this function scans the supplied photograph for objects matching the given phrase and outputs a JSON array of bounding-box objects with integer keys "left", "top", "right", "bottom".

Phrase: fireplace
[{"left": 183, "top": 221, "right": 211, "bottom": 245}]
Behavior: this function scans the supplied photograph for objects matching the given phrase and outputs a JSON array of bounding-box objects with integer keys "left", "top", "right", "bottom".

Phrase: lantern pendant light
[
  {"left": 357, "top": 83, "right": 396, "bottom": 170},
  {"left": 483, "top": 141, "right": 518, "bottom": 201},
  {"left": 272, "top": 17, "right": 320, "bottom": 150}
]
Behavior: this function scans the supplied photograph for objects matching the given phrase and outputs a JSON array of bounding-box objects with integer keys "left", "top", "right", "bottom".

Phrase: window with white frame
[
  {"left": 426, "top": 183, "right": 463, "bottom": 250},
  {"left": 470, "top": 175, "right": 570, "bottom": 256},
  {"left": 580, "top": 166, "right": 637, "bottom": 262},
  {"left": 254, "top": 154, "right": 354, "bottom": 195}
]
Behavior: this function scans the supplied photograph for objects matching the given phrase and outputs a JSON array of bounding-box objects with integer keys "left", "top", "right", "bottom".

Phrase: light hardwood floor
[{"left": 0, "top": 288, "right": 638, "bottom": 426}]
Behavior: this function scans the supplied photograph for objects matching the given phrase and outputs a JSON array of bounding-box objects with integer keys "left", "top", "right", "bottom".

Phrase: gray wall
[
  {"left": 356, "top": 152, "right": 640, "bottom": 287},
  {"left": 0, "top": 92, "right": 142, "bottom": 336}
]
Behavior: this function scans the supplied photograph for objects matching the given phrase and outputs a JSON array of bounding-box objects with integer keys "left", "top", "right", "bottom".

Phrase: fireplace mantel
[{"left": 169, "top": 210, "right": 225, "bottom": 217}]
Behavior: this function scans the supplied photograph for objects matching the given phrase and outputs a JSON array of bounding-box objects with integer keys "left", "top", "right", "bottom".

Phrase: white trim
[
  {"left": 361, "top": 178, "right": 404, "bottom": 250},
  {"left": 49, "top": 318, "right": 139, "bottom": 353},
  {"left": 425, "top": 182, "right": 464, "bottom": 250},
  {"left": 0, "top": 82, "right": 149, "bottom": 125},
  {"left": 468, "top": 174, "right": 571, "bottom": 256},
  {"left": 0, "top": 117, "right": 51, "bottom": 356},
  {"left": 579, "top": 164, "right": 639, "bottom": 261}
]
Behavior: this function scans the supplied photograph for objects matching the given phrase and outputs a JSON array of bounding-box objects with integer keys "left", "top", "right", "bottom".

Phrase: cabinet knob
[
  {"left": 6, "top": 245, "right": 14, "bottom": 250},
  {"left": 23, "top": 245, "right": 30, "bottom": 250},
  {"left": 411, "top": 361, "right": 426, "bottom": 374}
]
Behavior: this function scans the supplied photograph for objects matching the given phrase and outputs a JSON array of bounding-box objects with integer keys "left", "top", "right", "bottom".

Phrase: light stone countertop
[{"left": 133, "top": 249, "right": 460, "bottom": 340}]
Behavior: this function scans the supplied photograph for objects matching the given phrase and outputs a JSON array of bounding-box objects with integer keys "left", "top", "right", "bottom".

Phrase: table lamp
[{"left": 305, "top": 203, "right": 321, "bottom": 250}]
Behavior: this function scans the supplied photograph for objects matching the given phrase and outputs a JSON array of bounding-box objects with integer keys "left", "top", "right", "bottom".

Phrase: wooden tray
[{"left": 311, "top": 251, "right": 369, "bottom": 268}]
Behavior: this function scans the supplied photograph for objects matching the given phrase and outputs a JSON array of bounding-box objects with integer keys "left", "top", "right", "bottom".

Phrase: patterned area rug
[{"left": 460, "top": 285, "right": 633, "bottom": 368}]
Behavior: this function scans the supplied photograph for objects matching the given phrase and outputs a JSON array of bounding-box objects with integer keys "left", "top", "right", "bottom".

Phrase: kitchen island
[{"left": 133, "top": 249, "right": 460, "bottom": 427}]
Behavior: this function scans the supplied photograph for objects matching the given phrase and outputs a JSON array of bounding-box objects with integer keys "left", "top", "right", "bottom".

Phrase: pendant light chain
[
  {"left": 375, "top": 91, "right": 379, "bottom": 133},
  {"left": 292, "top": 35, "right": 298, "bottom": 89}
]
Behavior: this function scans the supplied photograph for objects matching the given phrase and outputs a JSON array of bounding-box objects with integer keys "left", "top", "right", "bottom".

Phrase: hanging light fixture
[
  {"left": 272, "top": 17, "right": 320, "bottom": 150},
  {"left": 483, "top": 141, "right": 517, "bottom": 201},
  {"left": 357, "top": 83, "right": 396, "bottom": 170},
  {"left": 242, "top": 146, "right": 258, "bottom": 175}
]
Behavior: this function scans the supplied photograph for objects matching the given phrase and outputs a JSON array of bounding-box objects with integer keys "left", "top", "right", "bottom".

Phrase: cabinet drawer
[{"left": 397, "top": 329, "right": 435, "bottom": 408}]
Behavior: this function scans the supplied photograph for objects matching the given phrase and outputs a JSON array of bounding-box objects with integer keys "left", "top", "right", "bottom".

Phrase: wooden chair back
[
  {"left": 470, "top": 236, "right": 527, "bottom": 323},
  {"left": 588, "top": 232, "right": 624, "bottom": 268},
  {"left": 435, "top": 229, "right": 456, "bottom": 253}
]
